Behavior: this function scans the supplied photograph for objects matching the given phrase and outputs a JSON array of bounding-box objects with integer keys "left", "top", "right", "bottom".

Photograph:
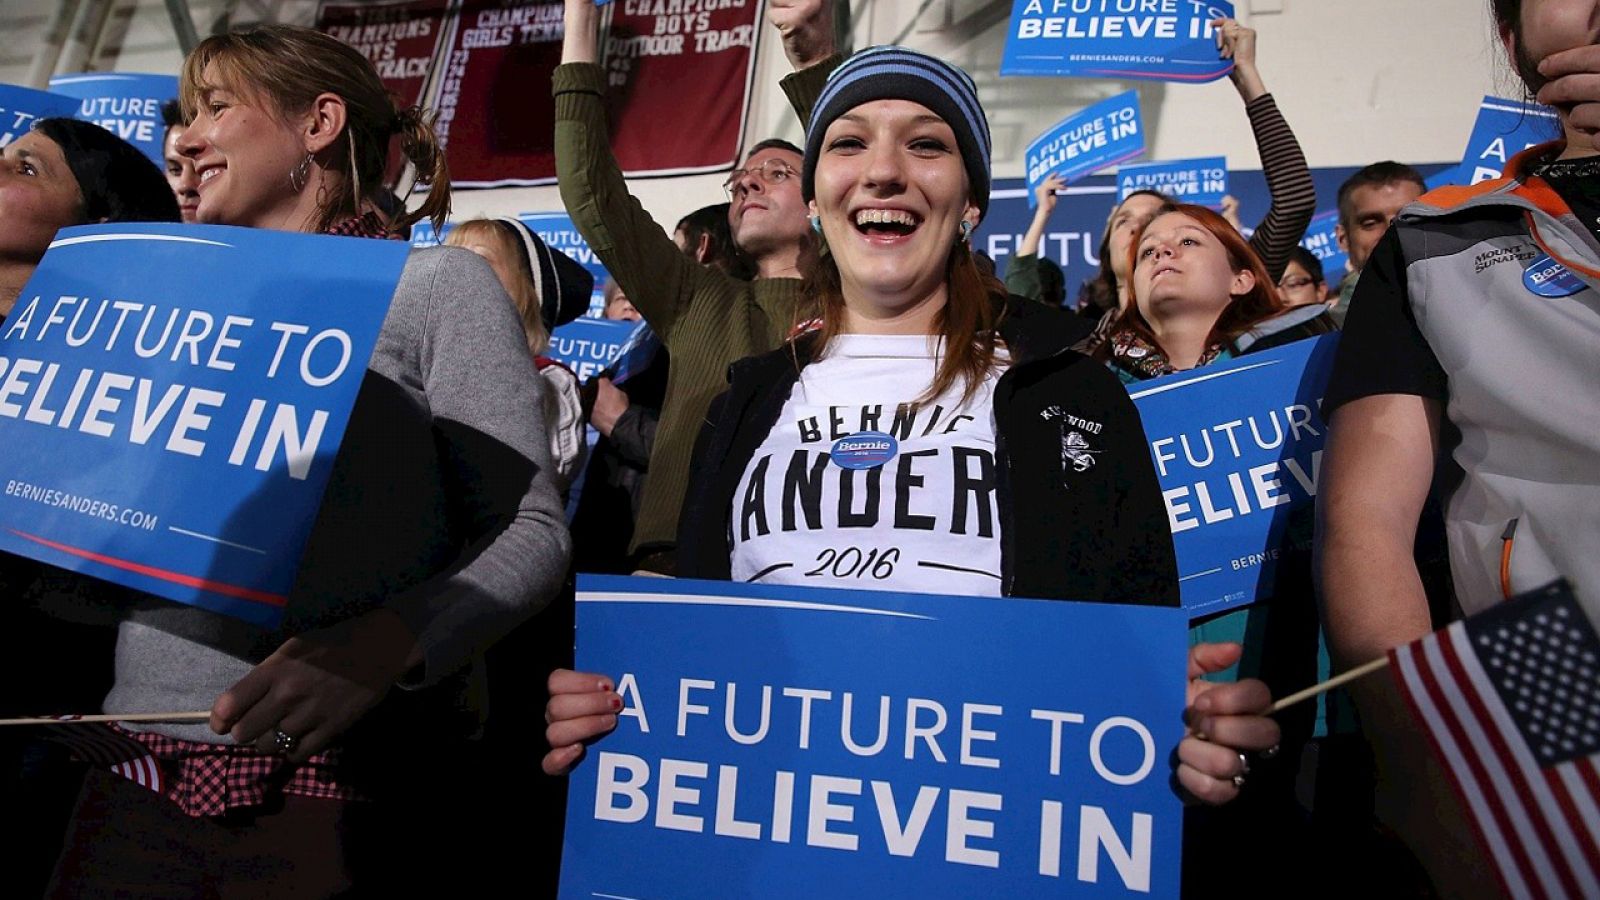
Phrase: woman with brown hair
[
  {"left": 46, "top": 25, "right": 570, "bottom": 896},
  {"left": 545, "top": 46, "right": 1280, "bottom": 812},
  {"left": 1099, "top": 202, "right": 1335, "bottom": 384}
]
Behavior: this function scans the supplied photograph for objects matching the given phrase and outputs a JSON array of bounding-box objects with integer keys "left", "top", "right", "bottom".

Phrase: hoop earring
[{"left": 288, "top": 153, "right": 313, "bottom": 193}]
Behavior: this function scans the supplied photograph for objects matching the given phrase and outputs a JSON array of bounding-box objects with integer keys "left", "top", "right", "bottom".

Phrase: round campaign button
[
  {"left": 1523, "top": 254, "right": 1586, "bottom": 298},
  {"left": 830, "top": 431, "right": 898, "bottom": 470}
]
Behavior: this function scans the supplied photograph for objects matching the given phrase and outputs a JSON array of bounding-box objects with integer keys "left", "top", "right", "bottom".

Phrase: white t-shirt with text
[{"left": 729, "top": 334, "right": 1005, "bottom": 596}]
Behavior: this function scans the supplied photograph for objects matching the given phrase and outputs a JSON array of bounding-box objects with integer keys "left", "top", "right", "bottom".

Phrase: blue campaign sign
[
  {"left": 979, "top": 163, "right": 1454, "bottom": 307},
  {"left": 49, "top": 73, "right": 179, "bottom": 165},
  {"left": 606, "top": 321, "right": 661, "bottom": 385},
  {"left": 1297, "top": 210, "right": 1348, "bottom": 284},
  {"left": 1117, "top": 156, "right": 1227, "bottom": 207},
  {"left": 407, "top": 219, "right": 454, "bottom": 248},
  {"left": 1001, "top": 0, "right": 1233, "bottom": 82},
  {"left": 0, "top": 224, "right": 408, "bottom": 627},
  {"left": 1129, "top": 334, "right": 1339, "bottom": 617},
  {"left": 560, "top": 575, "right": 1187, "bottom": 898},
  {"left": 547, "top": 317, "right": 642, "bottom": 383},
  {"left": 0, "top": 83, "right": 81, "bottom": 148},
  {"left": 519, "top": 211, "right": 612, "bottom": 317},
  {"left": 1460, "top": 96, "right": 1561, "bottom": 184},
  {"left": 1025, "top": 91, "right": 1144, "bottom": 208}
]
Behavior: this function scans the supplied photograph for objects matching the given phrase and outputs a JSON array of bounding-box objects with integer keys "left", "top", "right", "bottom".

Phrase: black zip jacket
[{"left": 676, "top": 299, "right": 1179, "bottom": 606}]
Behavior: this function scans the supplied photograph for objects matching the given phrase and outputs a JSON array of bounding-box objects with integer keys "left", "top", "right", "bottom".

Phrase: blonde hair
[
  {"left": 445, "top": 219, "right": 551, "bottom": 355},
  {"left": 180, "top": 24, "right": 450, "bottom": 236}
]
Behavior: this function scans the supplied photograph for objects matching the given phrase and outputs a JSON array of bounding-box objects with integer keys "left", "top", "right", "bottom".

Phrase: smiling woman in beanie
[{"left": 544, "top": 45, "right": 1281, "bottom": 809}]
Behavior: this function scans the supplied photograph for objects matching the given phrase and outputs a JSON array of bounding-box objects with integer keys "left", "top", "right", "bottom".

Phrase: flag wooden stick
[
  {"left": 0, "top": 711, "right": 212, "bottom": 727},
  {"left": 1270, "top": 656, "right": 1390, "bottom": 713}
]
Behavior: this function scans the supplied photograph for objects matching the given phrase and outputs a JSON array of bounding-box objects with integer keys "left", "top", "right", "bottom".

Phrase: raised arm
[
  {"left": 554, "top": 0, "right": 711, "bottom": 342},
  {"left": 772, "top": 0, "right": 843, "bottom": 125},
  {"left": 1214, "top": 18, "right": 1316, "bottom": 282},
  {"left": 1006, "top": 173, "right": 1066, "bottom": 302}
]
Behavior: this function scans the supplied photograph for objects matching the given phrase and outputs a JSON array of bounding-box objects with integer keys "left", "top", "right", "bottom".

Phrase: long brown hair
[
  {"left": 1108, "top": 202, "right": 1285, "bottom": 353},
  {"left": 179, "top": 25, "right": 450, "bottom": 236},
  {"left": 801, "top": 237, "right": 1008, "bottom": 408}
]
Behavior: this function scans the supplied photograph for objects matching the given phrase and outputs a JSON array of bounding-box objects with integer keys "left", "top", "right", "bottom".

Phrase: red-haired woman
[
  {"left": 1102, "top": 202, "right": 1336, "bottom": 891},
  {"left": 1098, "top": 202, "right": 1335, "bottom": 384}
]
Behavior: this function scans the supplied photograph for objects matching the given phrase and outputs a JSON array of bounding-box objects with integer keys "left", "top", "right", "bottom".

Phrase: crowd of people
[{"left": 0, "top": 0, "right": 1595, "bottom": 896}]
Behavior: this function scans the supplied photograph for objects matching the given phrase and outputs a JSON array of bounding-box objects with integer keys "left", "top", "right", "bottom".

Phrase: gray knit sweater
[{"left": 104, "top": 246, "right": 572, "bottom": 742}]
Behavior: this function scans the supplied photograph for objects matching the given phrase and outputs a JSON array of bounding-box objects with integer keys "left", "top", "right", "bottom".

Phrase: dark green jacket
[{"left": 552, "top": 58, "right": 837, "bottom": 563}]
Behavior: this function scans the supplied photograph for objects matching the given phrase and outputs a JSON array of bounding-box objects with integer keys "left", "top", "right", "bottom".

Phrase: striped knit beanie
[
  {"left": 803, "top": 46, "right": 992, "bottom": 219},
  {"left": 495, "top": 217, "right": 593, "bottom": 329}
]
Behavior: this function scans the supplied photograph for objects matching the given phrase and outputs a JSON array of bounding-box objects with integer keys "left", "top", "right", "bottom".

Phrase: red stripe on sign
[
  {"left": 7, "top": 529, "right": 287, "bottom": 608},
  {"left": 1437, "top": 629, "right": 1582, "bottom": 899},
  {"left": 1409, "top": 641, "right": 1537, "bottom": 896}
]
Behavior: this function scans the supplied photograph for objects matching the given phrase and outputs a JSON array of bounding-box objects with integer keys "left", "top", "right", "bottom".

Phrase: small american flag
[
  {"left": 40, "top": 718, "right": 165, "bottom": 793},
  {"left": 1390, "top": 579, "right": 1600, "bottom": 900}
]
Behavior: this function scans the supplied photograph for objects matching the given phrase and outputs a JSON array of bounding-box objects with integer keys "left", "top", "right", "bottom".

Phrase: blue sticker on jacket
[
  {"left": 1523, "top": 254, "right": 1587, "bottom": 297},
  {"left": 830, "top": 431, "right": 898, "bottom": 469}
]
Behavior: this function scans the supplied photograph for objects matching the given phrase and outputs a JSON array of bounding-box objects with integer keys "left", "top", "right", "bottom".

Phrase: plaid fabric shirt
[
  {"left": 324, "top": 211, "right": 403, "bottom": 240},
  {"left": 110, "top": 724, "right": 361, "bottom": 817}
]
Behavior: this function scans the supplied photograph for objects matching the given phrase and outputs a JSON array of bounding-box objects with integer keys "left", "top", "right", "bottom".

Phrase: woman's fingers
[
  {"left": 1177, "top": 759, "right": 1240, "bottom": 805},
  {"left": 1187, "top": 641, "right": 1244, "bottom": 680},
  {"left": 543, "top": 742, "right": 588, "bottom": 777},
  {"left": 1192, "top": 678, "right": 1272, "bottom": 718},
  {"left": 1538, "top": 44, "right": 1600, "bottom": 81},
  {"left": 1191, "top": 712, "right": 1281, "bottom": 752},
  {"left": 546, "top": 713, "right": 618, "bottom": 751},
  {"left": 547, "top": 689, "right": 622, "bottom": 723},
  {"left": 549, "top": 668, "right": 614, "bottom": 696}
]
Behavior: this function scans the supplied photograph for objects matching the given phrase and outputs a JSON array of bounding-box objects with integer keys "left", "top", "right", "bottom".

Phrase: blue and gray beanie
[{"left": 802, "top": 46, "right": 993, "bottom": 220}]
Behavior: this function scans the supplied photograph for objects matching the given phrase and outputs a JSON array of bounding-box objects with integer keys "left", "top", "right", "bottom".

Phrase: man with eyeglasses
[{"left": 554, "top": 0, "right": 839, "bottom": 573}]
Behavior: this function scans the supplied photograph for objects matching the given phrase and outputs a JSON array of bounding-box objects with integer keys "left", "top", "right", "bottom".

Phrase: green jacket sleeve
[
  {"left": 553, "top": 63, "right": 711, "bottom": 344},
  {"left": 779, "top": 53, "right": 843, "bottom": 129},
  {"left": 1005, "top": 253, "right": 1044, "bottom": 303}
]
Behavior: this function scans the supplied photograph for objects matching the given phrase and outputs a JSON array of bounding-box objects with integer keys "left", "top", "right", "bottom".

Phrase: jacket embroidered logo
[{"left": 1062, "top": 430, "right": 1101, "bottom": 472}]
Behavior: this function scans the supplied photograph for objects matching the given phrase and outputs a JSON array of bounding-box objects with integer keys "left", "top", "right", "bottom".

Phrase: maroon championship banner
[
  {"left": 316, "top": 0, "right": 453, "bottom": 182},
  {"left": 604, "top": 0, "right": 763, "bottom": 176},
  {"left": 316, "top": 0, "right": 450, "bottom": 108},
  {"left": 431, "top": 0, "right": 566, "bottom": 187}
]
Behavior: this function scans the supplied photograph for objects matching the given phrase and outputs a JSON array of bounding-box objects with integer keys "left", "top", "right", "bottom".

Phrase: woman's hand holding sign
[
  {"left": 544, "top": 668, "right": 622, "bottom": 776},
  {"left": 1214, "top": 17, "right": 1267, "bottom": 103},
  {"left": 1176, "top": 642, "right": 1280, "bottom": 805}
]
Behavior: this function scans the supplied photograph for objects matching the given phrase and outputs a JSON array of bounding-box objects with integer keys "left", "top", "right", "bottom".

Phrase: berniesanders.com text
[
  {"left": 1069, "top": 53, "right": 1163, "bottom": 63},
  {"left": 5, "top": 480, "right": 159, "bottom": 531}
]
